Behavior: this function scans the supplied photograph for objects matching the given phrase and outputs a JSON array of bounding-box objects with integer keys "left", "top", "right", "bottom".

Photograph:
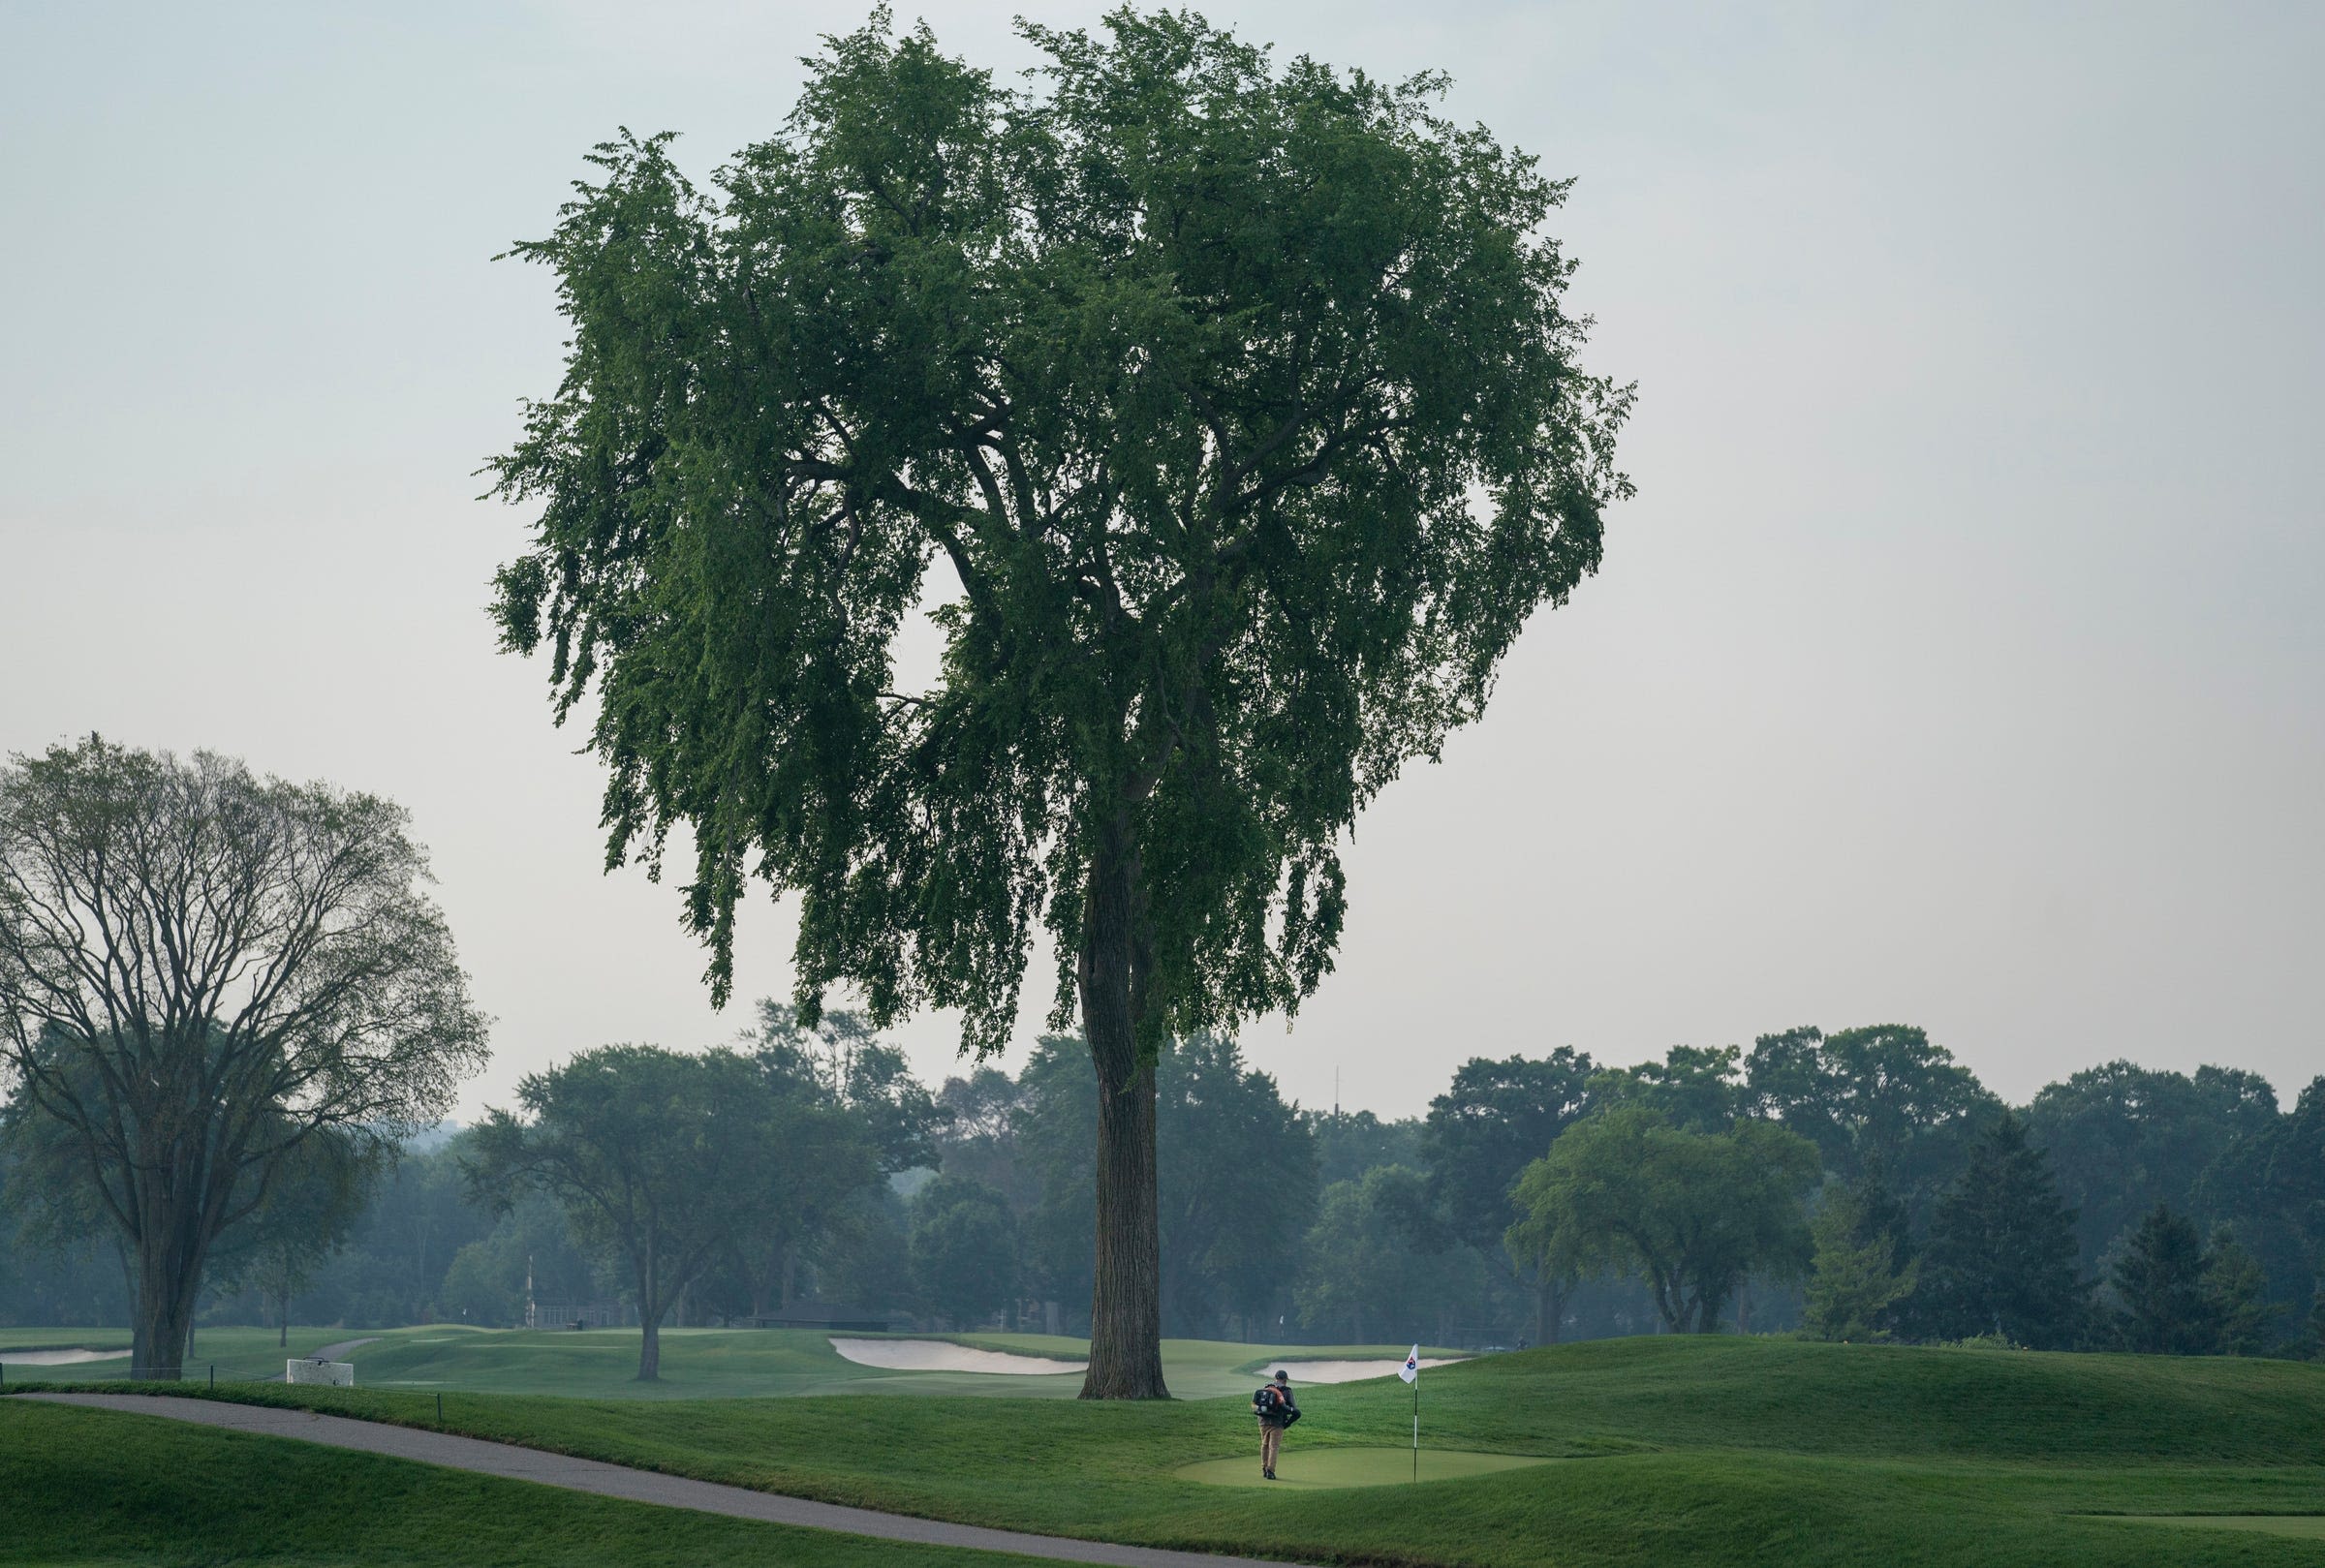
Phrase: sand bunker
[
  {"left": 1266, "top": 1357, "right": 1465, "bottom": 1384},
  {"left": 0, "top": 1347, "right": 130, "bottom": 1367},
  {"left": 828, "top": 1337, "right": 1087, "bottom": 1375}
]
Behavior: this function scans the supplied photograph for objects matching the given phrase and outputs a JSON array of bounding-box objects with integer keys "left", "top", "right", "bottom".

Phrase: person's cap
[{"left": 1272, "top": 1369, "right": 1289, "bottom": 1383}]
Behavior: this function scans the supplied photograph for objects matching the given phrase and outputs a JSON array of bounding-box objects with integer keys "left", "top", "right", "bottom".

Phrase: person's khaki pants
[{"left": 1260, "top": 1420, "right": 1283, "bottom": 1471}]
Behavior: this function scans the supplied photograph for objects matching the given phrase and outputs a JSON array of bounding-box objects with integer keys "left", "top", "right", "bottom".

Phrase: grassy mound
[
  {"left": 21, "top": 1336, "right": 2325, "bottom": 1565},
  {"left": 0, "top": 1397, "right": 1019, "bottom": 1568}
]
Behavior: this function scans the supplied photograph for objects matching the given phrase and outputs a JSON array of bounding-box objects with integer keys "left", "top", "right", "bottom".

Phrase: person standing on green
[{"left": 1253, "top": 1368, "right": 1300, "bottom": 1480}]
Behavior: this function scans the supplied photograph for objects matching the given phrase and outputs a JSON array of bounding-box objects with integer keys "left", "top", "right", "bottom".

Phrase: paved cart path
[
  {"left": 23, "top": 1393, "right": 1289, "bottom": 1568},
  {"left": 308, "top": 1337, "right": 382, "bottom": 1361}
]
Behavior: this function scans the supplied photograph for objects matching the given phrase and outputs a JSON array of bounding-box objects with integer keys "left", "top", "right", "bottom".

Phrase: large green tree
[
  {"left": 1423, "top": 1049, "right": 1595, "bottom": 1339},
  {"left": 1589, "top": 1045, "right": 1746, "bottom": 1132},
  {"left": 750, "top": 1001, "right": 948, "bottom": 1176},
  {"left": 1295, "top": 1164, "right": 1465, "bottom": 1343},
  {"left": 908, "top": 1174, "right": 1020, "bottom": 1329},
  {"left": 2191, "top": 1074, "right": 2325, "bottom": 1317},
  {"left": 1423, "top": 1051, "right": 1596, "bottom": 1253},
  {"left": 468, "top": 1046, "right": 779, "bottom": 1379},
  {"left": 1745, "top": 1024, "right": 1995, "bottom": 1215},
  {"left": 0, "top": 739, "right": 487, "bottom": 1379},
  {"left": 1508, "top": 1106, "right": 1819, "bottom": 1334},
  {"left": 2027, "top": 1061, "right": 2278, "bottom": 1270},
  {"left": 733, "top": 1002, "right": 931, "bottom": 1316},
  {"left": 1156, "top": 1031, "right": 1316, "bottom": 1337},
  {"left": 487, "top": 11, "right": 1628, "bottom": 1396}
]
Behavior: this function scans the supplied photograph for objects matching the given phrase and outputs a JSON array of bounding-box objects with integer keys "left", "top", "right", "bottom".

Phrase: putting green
[
  {"left": 1176, "top": 1448, "right": 1559, "bottom": 1490},
  {"left": 2097, "top": 1516, "right": 2325, "bottom": 1539}
]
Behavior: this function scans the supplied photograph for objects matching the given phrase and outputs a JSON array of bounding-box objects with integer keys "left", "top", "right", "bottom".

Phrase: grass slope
[
  {"left": 0, "top": 1397, "right": 1030, "bottom": 1568},
  {"left": 21, "top": 1337, "right": 2325, "bottom": 1566}
]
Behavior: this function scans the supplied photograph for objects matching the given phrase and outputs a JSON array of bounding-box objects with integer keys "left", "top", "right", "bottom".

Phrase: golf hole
[{"left": 1176, "top": 1449, "right": 1560, "bottom": 1489}]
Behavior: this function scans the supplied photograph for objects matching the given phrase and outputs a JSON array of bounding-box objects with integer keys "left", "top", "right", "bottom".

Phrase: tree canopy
[
  {"left": 1908, "top": 1112, "right": 2087, "bottom": 1348},
  {"left": 1423, "top": 1049, "right": 1596, "bottom": 1260},
  {"left": 908, "top": 1174, "right": 1020, "bottom": 1329},
  {"left": 0, "top": 737, "right": 486, "bottom": 1378},
  {"left": 1802, "top": 1179, "right": 1918, "bottom": 1342},
  {"left": 468, "top": 1045, "right": 785, "bottom": 1378},
  {"left": 2026, "top": 1061, "right": 2277, "bottom": 1270},
  {"left": 1746, "top": 1024, "right": 1994, "bottom": 1213},
  {"left": 1509, "top": 1106, "right": 1819, "bottom": 1334},
  {"left": 487, "top": 7, "right": 1627, "bottom": 1396}
]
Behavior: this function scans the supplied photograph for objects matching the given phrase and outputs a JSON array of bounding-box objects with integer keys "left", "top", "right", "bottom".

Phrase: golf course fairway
[
  {"left": 15, "top": 1336, "right": 2325, "bottom": 1567},
  {"left": 1177, "top": 1447, "right": 1559, "bottom": 1488}
]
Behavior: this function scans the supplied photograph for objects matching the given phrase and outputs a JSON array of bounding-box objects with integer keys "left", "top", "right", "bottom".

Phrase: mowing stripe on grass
[
  {"left": 2088, "top": 1516, "right": 2325, "bottom": 1540},
  {"left": 22, "top": 1394, "right": 1287, "bottom": 1568}
]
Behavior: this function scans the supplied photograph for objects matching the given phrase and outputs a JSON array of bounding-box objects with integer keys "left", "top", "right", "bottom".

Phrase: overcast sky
[{"left": 3, "top": 1, "right": 2318, "bottom": 1122}]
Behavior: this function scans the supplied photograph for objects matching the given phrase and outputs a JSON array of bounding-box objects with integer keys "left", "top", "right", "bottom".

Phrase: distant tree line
[
  {"left": 12, "top": 1010, "right": 2319, "bottom": 1371},
  {"left": 1498, "top": 1028, "right": 2325, "bottom": 1357}
]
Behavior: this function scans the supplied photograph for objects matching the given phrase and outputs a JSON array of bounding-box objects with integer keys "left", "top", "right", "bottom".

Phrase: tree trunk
[
  {"left": 636, "top": 1239, "right": 663, "bottom": 1381},
  {"left": 278, "top": 1280, "right": 290, "bottom": 1348},
  {"left": 1534, "top": 1267, "right": 1566, "bottom": 1346},
  {"left": 131, "top": 1194, "right": 206, "bottom": 1381},
  {"left": 1077, "top": 816, "right": 1169, "bottom": 1400}
]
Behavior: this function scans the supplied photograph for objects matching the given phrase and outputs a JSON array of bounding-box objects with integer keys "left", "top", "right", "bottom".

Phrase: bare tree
[{"left": 0, "top": 737, "right": 488, "bottom": 1378}]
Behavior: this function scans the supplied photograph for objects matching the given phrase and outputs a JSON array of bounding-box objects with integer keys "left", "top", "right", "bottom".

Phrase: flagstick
[{"left": 1411, "top": 1370, "right": 1420, "bottom": 1484}]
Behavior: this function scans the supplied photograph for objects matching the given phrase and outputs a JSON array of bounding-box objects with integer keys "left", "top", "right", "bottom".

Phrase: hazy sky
[{"left": 4, "top": 2, "right": 2318, "bottom": 1123}]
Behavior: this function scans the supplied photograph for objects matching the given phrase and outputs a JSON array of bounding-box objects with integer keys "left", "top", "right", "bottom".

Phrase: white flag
[{"left": 1398, "top": 1344, "right": 1420, "bottom": 1383}]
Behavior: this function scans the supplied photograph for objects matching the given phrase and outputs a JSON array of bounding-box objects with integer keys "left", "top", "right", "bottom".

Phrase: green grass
[
  {"left": 1177, "top": 1448, "right": 1558, "bottom": 1489},
  {"left": 0, "top": 1325, "right": 425, "bottom": 1385},
  {"left": 23, "top": 1337, "right": 2325, "bottom": 1566},
  {"left": 2102, "top": 1515, "right": 2325, "bottom": 1539},
  {"left": 0, "top": 1396, "right": 1034, "bottom": 1568},
  {"left": 0, "top": 1326, "right": 137, "bottom": 1352},
  {"left": 8, "top": 1324, "right": 1447, "bottom": 1400}
]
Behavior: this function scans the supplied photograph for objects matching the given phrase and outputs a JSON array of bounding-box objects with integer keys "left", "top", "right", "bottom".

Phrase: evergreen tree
[
  {"left": 1909, "top": 1113, "right": 2087, "bottom": 1347},
  {"left": 2112, "top": 1205, "right": 2214, "bottom": 1354},
  {"left": 1803, "top": 1181, "right": 1917, "bottom": 1342},
  {"left": 2201, "top": 1227, "right": 2276, "bottom": 1357}
]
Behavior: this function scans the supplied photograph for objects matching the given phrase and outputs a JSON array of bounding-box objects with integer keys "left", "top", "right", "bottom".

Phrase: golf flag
[{"left": 1399, "top": 1344, "right": 1420, "bottom": 1383}]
